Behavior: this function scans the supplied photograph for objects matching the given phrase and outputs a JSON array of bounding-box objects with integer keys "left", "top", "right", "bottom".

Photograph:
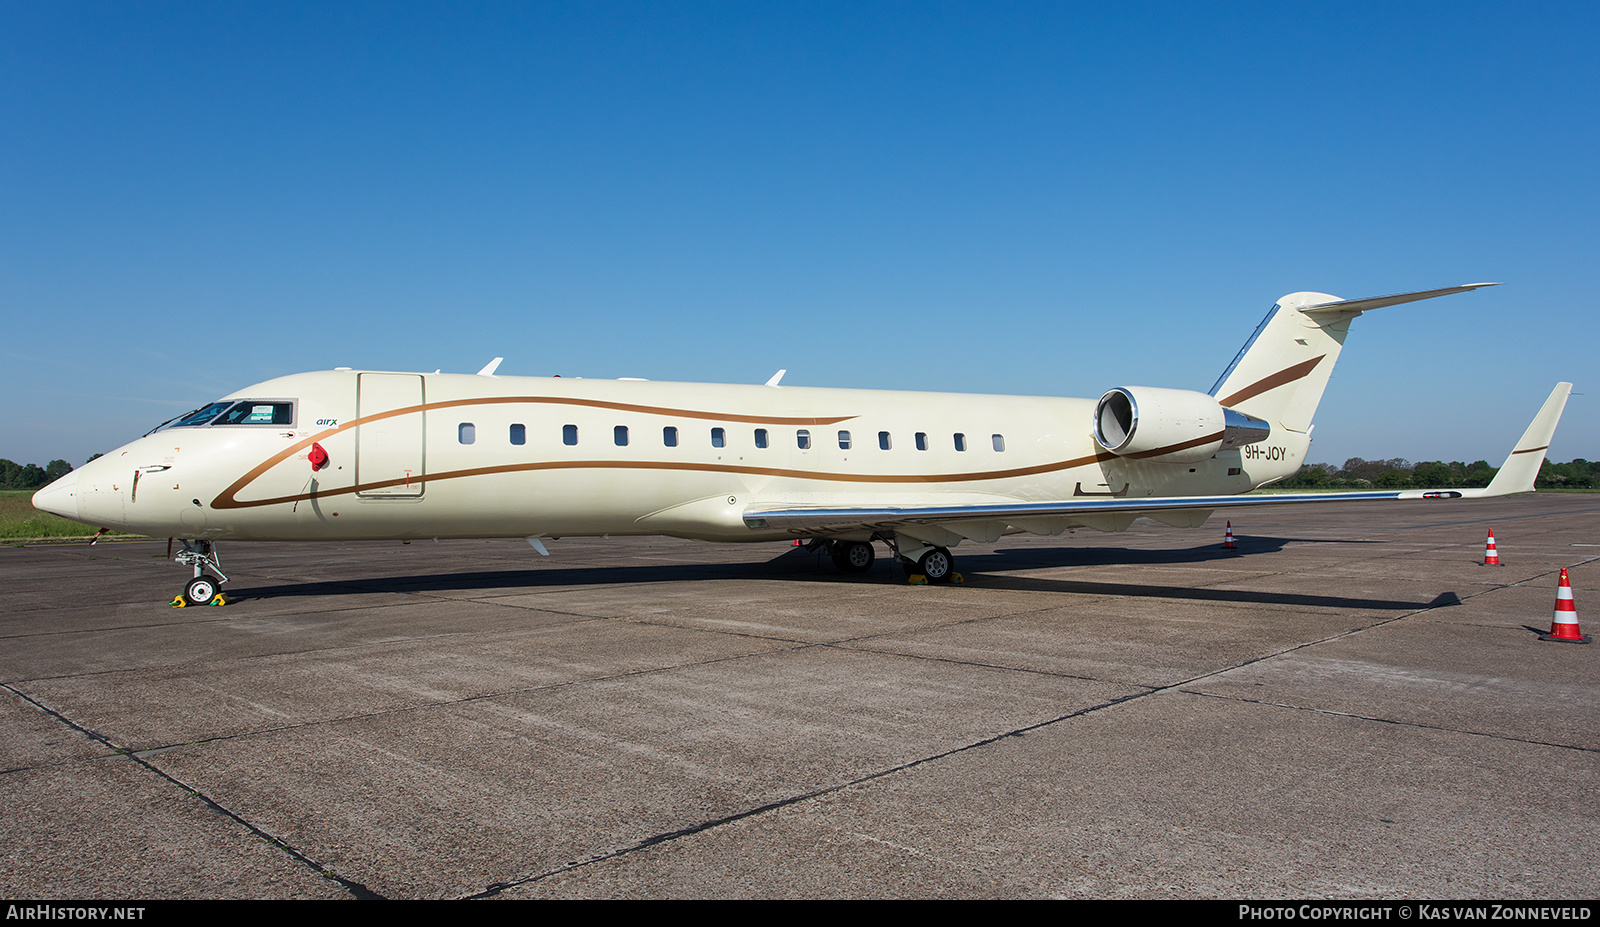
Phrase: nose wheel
[
  {"left": 171, "top": 540, "right": 229, "bottom": 607},
  {"left": 182, "top": 576, "right": 220, "bottom": 607}
]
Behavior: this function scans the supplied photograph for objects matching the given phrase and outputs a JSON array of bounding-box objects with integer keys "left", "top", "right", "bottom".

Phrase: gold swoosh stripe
[
  {"left": 1123, "top": 431, "right": 1225, "bottom": 460},
  {"left": 216, "top": 453, "right": 1120, "bottom": 509},
  {"left": 1511, "top": 445, "right": 1549, "bottom": 455},
  {"left": 213, "top": 394, "right": 1110, "bottom": 510},
  {"left": 1218, "top": 355, "right": 1326, "bottom": 407},
  {"left": 404, "top": 395, "right": 859, "bottom": 426}
]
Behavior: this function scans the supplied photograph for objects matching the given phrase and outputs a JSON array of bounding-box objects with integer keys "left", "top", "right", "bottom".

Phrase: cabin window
[
  {"left": 663, "top": 426, "right": 678, "bottom": 447},
  {"left": 711, "top": 427, "right": 726, "bottom": 448},
  {"left": 797, "top": 429, "right": 811, "bottom": 450},
  {"left": 954, "top": 433, "right": 966, "bottom": 452},
  {"left": 878, "top": 431, "right": 891, "bottom": 450},
  {"left": 614, "top": 425, "right": 629, "bottom": 446},
  {"left": 458, "top": 423, "right": 476, "bottom": 445},
  {"left": 755, "top": 428, "right": 769, "bottom": 448},
  {"left": 563, "top": 424, "right": 578, "bottom": 445},
  {"left": 838, "top": 430, "right": 851, "bottom": 450},
  {"left": 915, "top": 432, "right": 928, "bottom": 451},
  {"left": 992, "top": 434, "right": 1005, "bottom": 452},
  {"left": 510, "top": 424, "right": 526, "bottom": 445}
]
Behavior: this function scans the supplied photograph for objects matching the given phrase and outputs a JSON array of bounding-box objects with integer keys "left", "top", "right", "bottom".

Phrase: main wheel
[
  {"left": 832, "top": 541, "right": 875, "bottom": 572},
  {"left": 917, "top": 547, "right": 954, "bottom": 584},
  {"left": 183, "top": 576, "right": 218, "bottom": 607}
]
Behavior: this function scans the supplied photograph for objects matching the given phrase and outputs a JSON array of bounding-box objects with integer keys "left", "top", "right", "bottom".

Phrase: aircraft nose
[{"left": 32, "top": 469, "right": 79, "bottom": 519}]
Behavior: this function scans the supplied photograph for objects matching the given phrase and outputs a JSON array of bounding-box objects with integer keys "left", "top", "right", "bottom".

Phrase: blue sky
[{"left": 4, "top": 1, "right": 1596, "bottom": 469}]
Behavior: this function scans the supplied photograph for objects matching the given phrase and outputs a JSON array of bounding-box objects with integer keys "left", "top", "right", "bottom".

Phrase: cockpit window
[
  {"left": 152, "top": 398, "right": 296, "bottom": 434},
  {"left": 167, "top": 402, "right": 236, "bottom": 428},
  {"left": 212, "top": 401, "right": 295, "bottom": 426}
]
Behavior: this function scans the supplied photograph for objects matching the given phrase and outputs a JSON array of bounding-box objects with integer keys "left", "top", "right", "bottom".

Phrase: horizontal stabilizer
[{"left": 1300, "top": 283, "right": 1500, "bottom": 319}]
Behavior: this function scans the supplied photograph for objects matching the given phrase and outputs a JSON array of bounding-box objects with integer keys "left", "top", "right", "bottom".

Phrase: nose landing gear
[{"left": 171, "top": 540, "right": 229, "bottom": 606}]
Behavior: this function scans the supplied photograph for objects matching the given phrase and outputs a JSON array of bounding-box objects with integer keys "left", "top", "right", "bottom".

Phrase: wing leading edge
[{"left": 743, "top": 382, "right": 1573, "bottom": 537}]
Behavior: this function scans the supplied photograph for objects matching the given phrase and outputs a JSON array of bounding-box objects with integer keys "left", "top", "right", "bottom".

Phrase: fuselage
[{"left": 35, "top": 369, "right": 1308, "bottom": 543}]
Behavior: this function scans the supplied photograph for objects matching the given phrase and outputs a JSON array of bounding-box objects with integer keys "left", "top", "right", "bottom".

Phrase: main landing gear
[
  {"left": 912, "top": 546, "right": 955, "bottom": 584},
  {"left": 881, "top": 534, "right": 961, "bottom": 584},
  {"left": 812, "top": 536, "right": 961, "bottom": 585},
  {"left": 829, "top": 540, "right": 876, "bottom": 573},
  {"left": 171, "top": 540, "right": 229, "bottom": 607}
]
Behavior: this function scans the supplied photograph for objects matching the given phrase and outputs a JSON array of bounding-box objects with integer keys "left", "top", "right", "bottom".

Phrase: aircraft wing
[{"left": 743, "top": 382, "right": 1572, "bottom": 537}]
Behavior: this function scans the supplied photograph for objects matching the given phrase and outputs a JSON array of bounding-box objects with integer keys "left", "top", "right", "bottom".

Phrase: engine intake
[{"left": 1094, "top": 386, "right": 1270, "bottom": 464}]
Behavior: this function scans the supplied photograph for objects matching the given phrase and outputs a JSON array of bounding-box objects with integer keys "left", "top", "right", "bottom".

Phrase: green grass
[{"left": 0, "top": 490, "right": 145, "bottom": 542}]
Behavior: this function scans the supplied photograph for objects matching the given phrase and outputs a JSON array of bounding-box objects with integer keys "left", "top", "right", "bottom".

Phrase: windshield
[
  {"left": 157, "top": 401, "right": 236, "bottom": 431},
  {"left": 152, "top": 399, "right": 296, "bottom": 433}
]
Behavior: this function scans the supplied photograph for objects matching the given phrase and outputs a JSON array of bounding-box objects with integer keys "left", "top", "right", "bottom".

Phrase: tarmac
[{"left": 2, "top": 494, "right": 1597, "bottom": 899}]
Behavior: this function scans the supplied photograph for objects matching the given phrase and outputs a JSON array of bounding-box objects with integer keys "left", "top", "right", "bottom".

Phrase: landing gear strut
[{"left": 172, "top": 540, "right": 229, "bottom": 606}]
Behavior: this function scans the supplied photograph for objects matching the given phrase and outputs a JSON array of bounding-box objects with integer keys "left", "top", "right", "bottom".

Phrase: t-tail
[{"left": 1209, "top": 283, "right": 1501, "bottom": 435}]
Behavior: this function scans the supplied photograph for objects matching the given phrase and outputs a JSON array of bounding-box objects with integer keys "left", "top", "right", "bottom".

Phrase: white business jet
[{"left": 32, "top": 283, "right": 1571, "bottom": 606}]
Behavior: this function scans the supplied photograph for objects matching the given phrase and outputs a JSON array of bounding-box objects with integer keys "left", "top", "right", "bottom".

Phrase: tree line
[
  {"left": 0, "top": 459, "right": 76, "bottom": 490},
  {"left": 1274, "top": 457, "right": 1600, "bottom": 490}
]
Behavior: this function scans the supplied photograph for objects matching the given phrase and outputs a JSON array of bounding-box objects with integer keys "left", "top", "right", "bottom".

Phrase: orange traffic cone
[
  {"left": 1221, "top": 521, "right": 1236, "bottom": 550},
  {"left": 1541, "top": 568, "right": 1590, "bottom": 643},
  {"left": 1482, "top": 529, "right": 1502, "bottom": 566}
]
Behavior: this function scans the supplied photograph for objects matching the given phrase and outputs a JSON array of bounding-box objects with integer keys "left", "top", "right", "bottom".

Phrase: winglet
[
  {"left": 1482, "top": 382, "right": 1573, "bottom": 496},
  {"left": 765, "top": 369, "right": 786, "bottom": 387},
  {"left": 477, "top": 357, "right": 504, "bottom": 377}
]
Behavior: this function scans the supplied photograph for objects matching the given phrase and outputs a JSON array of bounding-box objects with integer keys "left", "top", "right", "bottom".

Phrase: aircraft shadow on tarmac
[{"left": 225, "top": 536, "right": 1457, "bottom": 614}]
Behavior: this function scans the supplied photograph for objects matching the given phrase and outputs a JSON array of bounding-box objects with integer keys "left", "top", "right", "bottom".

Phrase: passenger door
[{"left": 356, "top": 373, "right": 425, "bottom": 497}]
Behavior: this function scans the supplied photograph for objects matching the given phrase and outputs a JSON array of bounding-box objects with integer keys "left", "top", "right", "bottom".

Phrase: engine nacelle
[{"left": 1094, "top": 386, "right": 1271, "bottom": 464}]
